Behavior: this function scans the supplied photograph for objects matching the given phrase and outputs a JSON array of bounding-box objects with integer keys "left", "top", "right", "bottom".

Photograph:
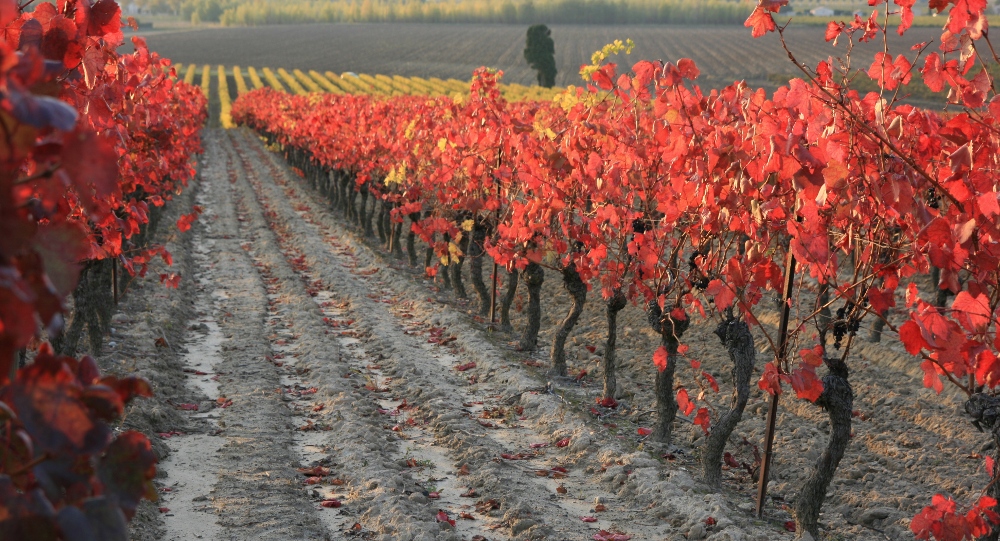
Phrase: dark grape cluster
[
  {"left": 925, "top": 188, "right": 940, "bottom": 209},
  {"left": 689, "top": 251, "right": 710, "bottom": 291},
  {"left": 832, "top": 300, "right": 864, "bottom": 349}
]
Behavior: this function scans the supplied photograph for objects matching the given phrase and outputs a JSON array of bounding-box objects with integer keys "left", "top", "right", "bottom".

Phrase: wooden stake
[{"left": 756, "top": 247, "right": 796, "bottom": 517}]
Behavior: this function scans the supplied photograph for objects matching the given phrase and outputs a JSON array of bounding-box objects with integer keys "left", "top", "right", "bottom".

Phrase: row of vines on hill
[
  {"left": 233, "top": 1, "right": 1000, "bottom": 538},
  {"left": 0, "top": 0, "right": 206, "bottom": 538},
  {"left": 176, "top": 62, "right": 563, "bottom": 107}
]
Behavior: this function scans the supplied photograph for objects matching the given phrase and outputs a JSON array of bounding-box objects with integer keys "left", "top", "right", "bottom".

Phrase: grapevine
[{"left": 0, "top": 0, "right": 206, "bottom": 537}]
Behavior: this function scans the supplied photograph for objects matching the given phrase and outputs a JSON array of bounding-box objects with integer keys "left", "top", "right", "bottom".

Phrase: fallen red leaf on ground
[
  {"left": 501, "top": 452, "right": 533, "bottom": 460},
  {"left": 596, "top": 396, "right": 618, "bottom": 408},
  {"left": 320, "top": 499, "right": 342, "bottom": 508},
  {"left": 436, "top": 510, "right": 455, "bottom": 526},
  {"left": 297, "top": 466, "right": 330, "bottom": 477},
  {"left": 556, "top": 438, "right": 570, "bottom": 447},
  {"left": 475, "top": 499, "right": 500, "bottom": 513},
  {"left": 581, "top": 516, "right": 598, "bottom": 522}
]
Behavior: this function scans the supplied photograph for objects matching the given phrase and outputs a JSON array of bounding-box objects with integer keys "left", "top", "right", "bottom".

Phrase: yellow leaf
[
  {"left": 461, "top": 219, "right": 474, "bottom": 232},
  {"left": 448, "top": 241, "right": 464, "bottom": 260},
  {"left": 404, "top": 119, "right": 418, "bottom": 140}
]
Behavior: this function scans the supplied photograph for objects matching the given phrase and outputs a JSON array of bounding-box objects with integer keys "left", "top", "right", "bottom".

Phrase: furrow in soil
[
  {"left": 221, "top": 130, "right": 464, "bottom": 541},
  {"left": 159, "top": 129, "right": 332, "bottom": 541}
]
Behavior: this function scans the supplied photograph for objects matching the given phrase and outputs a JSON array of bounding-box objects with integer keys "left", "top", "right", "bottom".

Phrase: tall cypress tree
[{"left": 524, "top": 24, "right": 556, "bottom": 88}]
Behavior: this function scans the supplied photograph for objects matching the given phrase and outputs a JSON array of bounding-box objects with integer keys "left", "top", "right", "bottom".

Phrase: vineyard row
[
  {"left": 229, "top": 4, "right": 1000, "bottom": 534},
  {"left": 0, "top": 1, "right": 208, "bottom": 538},
  {"left": 173, "top": 63, "right": 566, "bottom": 128}
]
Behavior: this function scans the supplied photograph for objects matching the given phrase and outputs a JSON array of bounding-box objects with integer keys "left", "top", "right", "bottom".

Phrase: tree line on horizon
[{"left": 164, "top": 0, "right": 751, "bottom": 26}]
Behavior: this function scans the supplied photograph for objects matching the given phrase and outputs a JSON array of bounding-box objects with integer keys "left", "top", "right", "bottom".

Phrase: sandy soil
[{"left": 86, "top": 127, "right": 992, "bottom": 541}]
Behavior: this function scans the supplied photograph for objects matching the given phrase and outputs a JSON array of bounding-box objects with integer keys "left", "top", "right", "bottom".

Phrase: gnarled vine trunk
[
  {"left": 794, "top": 357, "right": 853, "bottom": 538},
  {"left": 348, "top": 186, "right": 359, "bottom": 224},
  {"left": 406, "top": 213, "right": 421, "bottom": 267},
  {"left": 702, "top": 318, "right": 755, "bottom": 488},
  {"left": 647, "top": 300, "right": 689, "bottom": 444},
  {"left": 550, "top": 264, "right": 587, "bottom": 377},
  {"left": 964, "top": 394, "right": 1000, "bottom": 541},
  {"left": 518, "top": 262, "right": 544, "bottom": 351},
  {"left": 358, "top": 187, "right": 369, "bottom": 233},
  {"left": 382, "top": 203, "right": 393, "bottom": 249},
  {"left": 392, "top": 220, "right": 405, "bottom": 259},
  {"left": 441, "top": 233, "right": 453, "bottom": 289},
  {"left": 450, "top": 230, "right": 469, "bottom": 298},
  {"left": 468, "top": 223, "right": 490, "bottom": 315},
  {"left": 363, "top": 194, "right": 376, "bottom": 237},
  {"left": 376, "top": 202, "right": 387, "bottom": 244},
  {"left": 602, "top": 289, "right": 627, "bottom": 400},
  {"left": 500, "top": 269, "right": 518, "bottom": 332}
]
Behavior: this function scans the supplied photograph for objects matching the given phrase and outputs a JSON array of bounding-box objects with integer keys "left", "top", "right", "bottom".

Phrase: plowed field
[{"left": 140, "top": 23, "right": 942, "bottom": 91}]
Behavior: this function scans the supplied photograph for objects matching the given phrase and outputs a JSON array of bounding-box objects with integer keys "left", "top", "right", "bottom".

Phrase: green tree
[{"left": 524, "top": 24, "right": 556, "bottom": 88}]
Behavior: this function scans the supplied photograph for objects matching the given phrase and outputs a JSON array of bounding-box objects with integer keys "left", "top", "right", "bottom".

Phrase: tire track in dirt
[
  {"left": 220, "top": 131, "right": 469, "bottom": 541},
  {"left": 226, "top": 127, "right": 789, "bottom": 541},
  {"left": 157, "top": 129, "right": 333, "bottom": 540},
  {"left": 157, "top": 176, "right": 226, "bottom": 541}
]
